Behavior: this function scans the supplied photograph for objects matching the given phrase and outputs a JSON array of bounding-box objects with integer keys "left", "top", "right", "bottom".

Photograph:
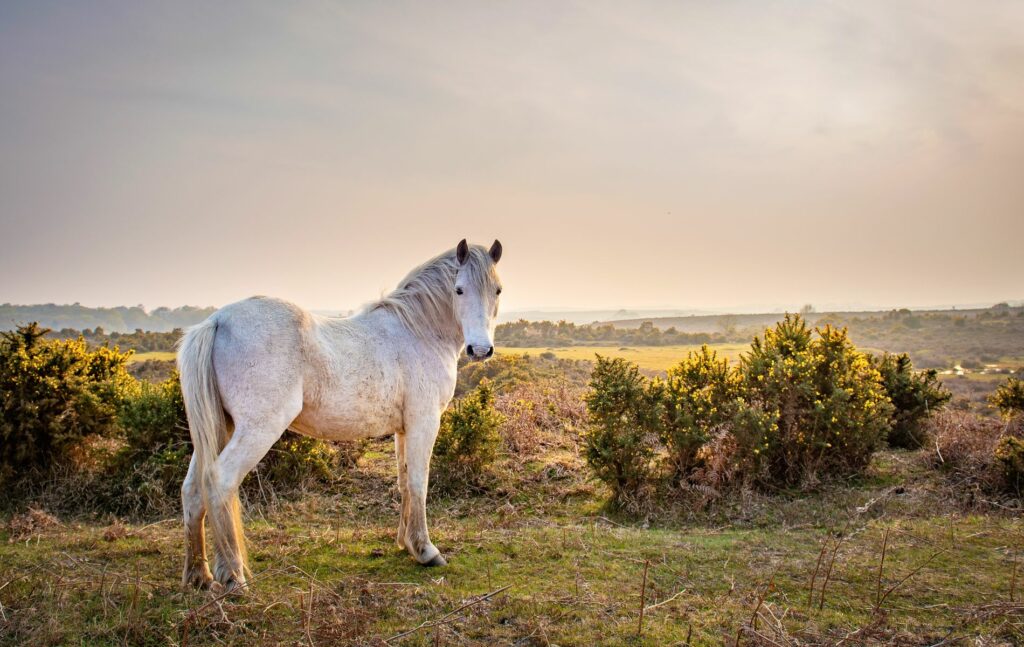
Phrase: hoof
[
  {"left": 415, "top": 544, "right": 446, "bottom": 567},
  {"left": 211, "top": 576, "right": 247, "bottom": 596},
  {"left": 183, "top": 565, "right": 214, "bottom": 591}
]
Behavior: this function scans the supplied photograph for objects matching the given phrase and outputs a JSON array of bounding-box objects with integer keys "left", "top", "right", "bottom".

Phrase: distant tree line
[
  {"left": 49, "top": 327, "right": 183, "bottom": 353},
  {"left": 0, "top": 303, "right": 215, "bottom": 333},
  {"left": 495, "top": 319, "right": 748, "bottom": 347}
]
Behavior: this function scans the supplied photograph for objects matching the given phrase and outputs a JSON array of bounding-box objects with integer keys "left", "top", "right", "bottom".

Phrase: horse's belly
[{"left": 290, "top": 398, "right": 402, "bottom": 441}]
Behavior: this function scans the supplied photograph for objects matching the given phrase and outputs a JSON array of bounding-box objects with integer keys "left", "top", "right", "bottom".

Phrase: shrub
[
  {"left": 255, "top": 433, "right": 340, "bottom": 492},
  {"left": 872, "top": 352, "right": 951, "bottom": 448},
  {"left": 110, "top": 374, "right": 191, "bottom": 515},
  {"left": 739, "top": 315, "right": 893, "bottom": 487},
  {"left": 0, "top": 323, "right": 134, "bottom": 484},
  {"left": 584, "top": 356, "right": 663, "bottom": 506},
  {"left": 433, "top": 381, "right": 504, "bottom": 489},
  {"left": 994, "top": 436, "right": 1024, "bottom": 495},
  {"left": 990, "top": 377, "right": 1024, "bottom": 419},
  {"left": 109, "top": 375, "right": 345, "bottom": 516},
  {"left": 927, "top": 410, "right": 1024, "bottom": 502},
  {"left": 661, "top": 345, "right": 740, "bottom": 477},
  {"left": 456, "top": 353, "right": 591, "bottom": 396}
]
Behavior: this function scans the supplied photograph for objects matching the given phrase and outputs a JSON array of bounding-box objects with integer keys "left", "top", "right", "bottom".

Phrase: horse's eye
[
  {"left": 455, "top": 287, "right": 464, "bottom": 295},
  {"left": 496, "top": 287, "right": 502, "bottom": 296}
]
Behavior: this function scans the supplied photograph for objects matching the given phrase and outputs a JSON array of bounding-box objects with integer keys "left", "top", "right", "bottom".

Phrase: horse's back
[
  {"left": 207, "top": 296, "right": 406, "bottom": 440},
  {"left": 208, "top": 297, "right": 313, "bottom": 422}
]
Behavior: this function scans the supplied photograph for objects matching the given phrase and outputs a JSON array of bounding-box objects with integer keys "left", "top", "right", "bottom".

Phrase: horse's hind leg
[
  {"left": 182, "top": 452, "right": 214, "bottom": 589},
  {"left": 207, "top": 400, "right": 299, "bottom": 591},
  {"left": 395, "top": 432, "right": 408, "bottom": 549}
]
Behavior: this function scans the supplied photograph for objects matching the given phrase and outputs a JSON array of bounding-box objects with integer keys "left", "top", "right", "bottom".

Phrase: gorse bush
[
  {"left": 872, "top": 353, "right": 951, "bottom": 448},
  {"left": 584, "top": 356, "right": 663, "bottom": 506},
  {"left": 0, "top": 324, "right": 134, "bottom": 485},
  {"left": 739, "top": 317, "right": 894, "bottom": 486},
  {"left": 433, "top": 380, "right": 504, "bottom": 489},
  {"left": 110, "top": 374, "right": 191, "bottom": 515},
  {"left": 583, "top": 315, "right": 911, "bottom": 502},
  {"left": 994, "top": 436, "right": 1024, "bottom": 496},
  {"left": 112, "top": 374, "right": 343, "bottom": 516},
  {"left": 661, "top": 346, "right": 739, "bottom": 477},
  {"left": 990, "top": 376, "right": 1024, "bottom": 419}
]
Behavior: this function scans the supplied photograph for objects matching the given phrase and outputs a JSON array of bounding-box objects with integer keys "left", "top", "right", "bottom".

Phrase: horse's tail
[
  {"left": 178, "top": 317, "right": 226, "bottom": 500},
  {"left": 177, "top": 317, "right": 247, "bottom": 579}
]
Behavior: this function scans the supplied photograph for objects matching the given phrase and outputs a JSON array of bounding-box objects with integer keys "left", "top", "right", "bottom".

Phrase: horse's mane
[{"left": 366, "top": 244, "right": 497, "bottom": 340}]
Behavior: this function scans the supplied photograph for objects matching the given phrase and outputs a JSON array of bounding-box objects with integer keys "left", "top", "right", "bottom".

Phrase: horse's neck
[
  {"left": 368, "top": 304, "right": 463, "bottom": 364},
  {"left": 416, "top": 309, "right": 463, "bottom": 362}
]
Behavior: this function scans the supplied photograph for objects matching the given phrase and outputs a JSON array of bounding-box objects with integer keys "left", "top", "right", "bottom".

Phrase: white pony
[{"left": 177, "top": 239, "right": 503, "bottom": 591}]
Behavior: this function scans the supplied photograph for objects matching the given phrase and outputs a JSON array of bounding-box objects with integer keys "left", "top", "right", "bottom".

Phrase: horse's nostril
[
  {"left": 466, "top": 344, "right": 474, "bottom": 356},
  {"left": 485, "top": 347, "right": 494, "bottom": 358}
]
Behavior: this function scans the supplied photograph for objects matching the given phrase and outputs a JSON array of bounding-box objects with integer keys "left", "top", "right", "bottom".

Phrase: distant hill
[
  {"left": 0, "top": 303, "right": 216, "bottom": 333},
  {"left": 603, "top": 305, "right": 1020, "bottom": 333}
]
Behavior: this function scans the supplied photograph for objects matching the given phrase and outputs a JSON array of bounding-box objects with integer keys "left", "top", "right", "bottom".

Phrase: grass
[
  {"left": 2, "top": 440, "right": 1022, "bottom": 646},
  {"left": 503, "top": 343, "right": 750, "bottom": 372}
]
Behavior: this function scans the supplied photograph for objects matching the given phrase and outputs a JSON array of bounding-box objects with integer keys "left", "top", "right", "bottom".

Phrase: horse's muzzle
[{"left": 466, "top": 344, "right": 494, "bottom": 360}]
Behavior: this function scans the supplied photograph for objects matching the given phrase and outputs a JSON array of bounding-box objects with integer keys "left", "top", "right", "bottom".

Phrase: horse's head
[{"left": 454, "top": 238, "right": 502, "bottom": 361}]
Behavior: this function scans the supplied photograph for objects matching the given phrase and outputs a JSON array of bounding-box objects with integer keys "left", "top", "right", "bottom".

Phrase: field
[
  {"left": 128, "top": 351, "right": 177, "bottom": 363},
  {"left": 2, "top": 440, "right": 1022, "bottom": 646},
  {"left": 504, "top": 344, "right": 751, "bottom": 372}
]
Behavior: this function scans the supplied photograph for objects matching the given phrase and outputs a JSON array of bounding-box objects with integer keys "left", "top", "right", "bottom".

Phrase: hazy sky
[{"left": 2, "top": 1, "right": 1022, "bottom": 313}]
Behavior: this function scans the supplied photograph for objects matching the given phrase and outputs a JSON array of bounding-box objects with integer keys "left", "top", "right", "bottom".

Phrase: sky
[{"left": 1, "top": 1, "right": 1022, "bottom": 314}]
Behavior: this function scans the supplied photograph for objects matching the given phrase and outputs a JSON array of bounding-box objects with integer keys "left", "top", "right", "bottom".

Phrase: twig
[
  {"left": 749, "top": 570, "right": 777, "bottom": 632},
  {"left": 180, "top": 567, "right": 286, "bottom": 645},
  {"left": 876, "top": 548, "right": 949, "bottom": 610},
  {"left": 305, "top": 570, "right": 316, "bottom": 647},
  {"left": 874, "top": 527, "right": 890, "bottom": 611},
  {"left": 819, "top": 533, "right": 846, "bottom": 611},
  {"left": 638, "top": 559, "right": 650, "bottom": 636},
  {"left": 807, "top": 534, "right": 830, "bottom": 608},
  {"left": 644, "top": 587, "right": 686, "bottom": 612},
  {"left": 1011, "top": 554, "right": 1018, "bottom": 603},
  {"left": 385, "top": 584, "right": 511, "bottom": 643}
]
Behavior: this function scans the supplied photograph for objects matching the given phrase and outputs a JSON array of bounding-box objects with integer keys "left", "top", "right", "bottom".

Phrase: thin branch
[
  {"left": 876, "top": 548, "right": 949, "bottom": 610},
  {"left": 874, "top": 527, "right": 890, "bottom": 611},
  {"left": 644, "top": 587, "right": 687, "bottom": 613},
  {"left": 385, "top": 584, "right": 512, "bottom": 643},
  {"left": 638, "top": 559, "right": 650, "bottom": 636}
]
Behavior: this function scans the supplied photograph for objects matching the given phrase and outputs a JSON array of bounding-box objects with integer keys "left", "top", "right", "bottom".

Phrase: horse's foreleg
[
  {"left": 395, "top": 432, "right": 409, "bottom": 549},
  {"left": 182, "top": 452, "right": 214, "bottom": 590},
  {"left": 401, "top": 416, "right": 446, "bottom": 566}
]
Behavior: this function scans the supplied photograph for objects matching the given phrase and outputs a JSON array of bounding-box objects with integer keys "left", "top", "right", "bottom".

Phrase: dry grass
[
  {"left": 924, "top": 410, "right": 1024, "bottom": 509},
  {"left": 494, "top": 380, "right": 587, "bottom": 456}
]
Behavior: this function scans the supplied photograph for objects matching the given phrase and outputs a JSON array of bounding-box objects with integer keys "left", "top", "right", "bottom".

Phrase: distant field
[
  {"left": 502, "top": 343, "right": 750, "bottom": 371},
  {"left": 128, "top": 351, "right": 176, "bottom": 363}
]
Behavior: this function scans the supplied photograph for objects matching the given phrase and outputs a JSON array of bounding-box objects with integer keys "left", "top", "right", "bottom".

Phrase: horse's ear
[
  {"left": 489, "top": 239, "right": 502, "bottom": 264},
  {"left": 456, "top": 239, "right": 469, "bottom": 265}
]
